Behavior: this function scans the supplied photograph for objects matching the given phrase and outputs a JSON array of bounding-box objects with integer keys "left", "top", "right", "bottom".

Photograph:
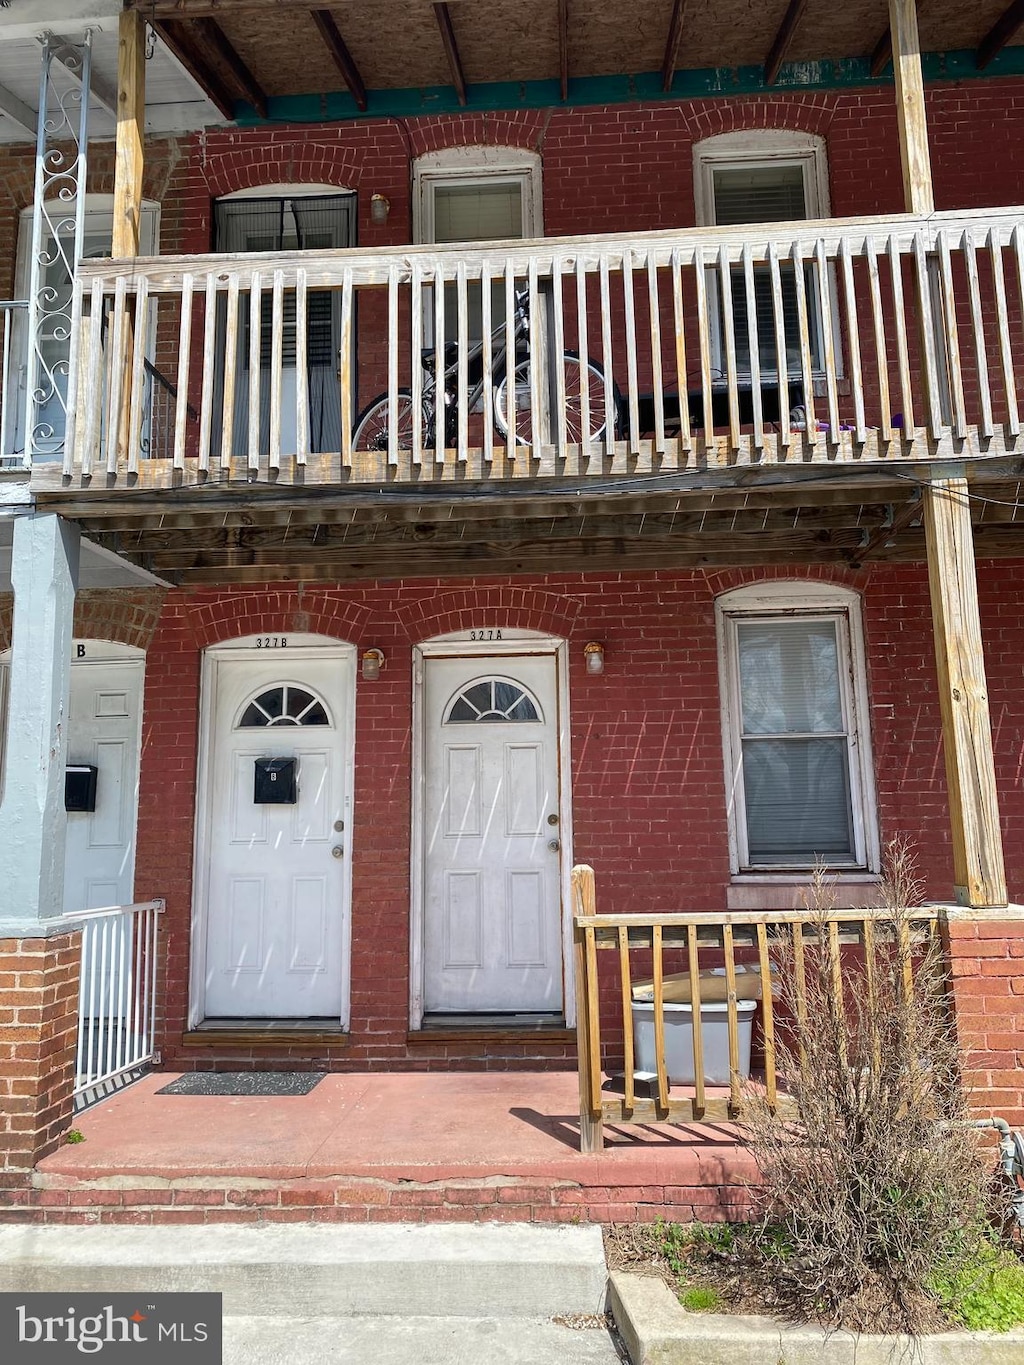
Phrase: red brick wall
[
  {"left": 945, "top": 918, "right": 1024, "bottom": 1128},
  {"left": 0, "top": 935, "right": 80, "bottom": 1185},
  {"left": 122, "top": 560, "right": 1024, "bottom": 1072}
]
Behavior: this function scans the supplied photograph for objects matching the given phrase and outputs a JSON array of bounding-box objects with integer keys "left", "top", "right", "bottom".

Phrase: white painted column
[{"left": 0, "top": 513, "right": 79, "bottom": 935}]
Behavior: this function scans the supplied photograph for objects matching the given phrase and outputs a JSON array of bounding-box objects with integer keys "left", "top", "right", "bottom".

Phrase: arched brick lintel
[
  {"left": 184, "top": 591, "right": 372, "bottom": 650},
  {"left": 394, "top": 587, "right": 583, "bottom": 643}
]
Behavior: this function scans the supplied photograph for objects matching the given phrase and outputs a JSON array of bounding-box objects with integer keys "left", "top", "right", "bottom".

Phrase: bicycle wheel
[
  {"left": 351, "top": 389, "right": 420, "bottom": 452},
  {"left": 493, "top": 353, "right": 617, "bottom": 446}
]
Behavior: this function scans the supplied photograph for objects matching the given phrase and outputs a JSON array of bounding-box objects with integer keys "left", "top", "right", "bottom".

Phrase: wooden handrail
[{"left": 570, "top": 864, "right": 942, "bottom": 1153}]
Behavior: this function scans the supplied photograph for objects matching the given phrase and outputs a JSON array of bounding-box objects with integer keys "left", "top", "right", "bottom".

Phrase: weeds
[{"left": 735, "top": 839, "right": 992, "bottom": 1334}]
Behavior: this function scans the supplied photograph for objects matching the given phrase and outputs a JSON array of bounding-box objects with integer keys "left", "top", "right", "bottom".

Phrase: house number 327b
[{"left": 255, "top": 637, "right": 288, "bottom": 648}]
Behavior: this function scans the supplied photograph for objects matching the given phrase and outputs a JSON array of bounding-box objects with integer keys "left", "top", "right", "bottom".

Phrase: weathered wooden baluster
[
  {"left": 268, "top": 270, "right": 283, "bottom": 471},
  {"left": 987, "top": 228, "right": 1019, "bottom": 437},
  {"left": 389, "top": 263, "right": 401, "bottom": 467},
  {"left": 618, "top": 925, "right": 635, "bottom": 1115},
  {"left": 671, "top": 247, "right": 692, "bottom": 456},
  {"left": 575, "top": 256, "right": 592, "bottom": 457},
  {"left": 295, "top": 268, "right": 310, "bottom": 466},
  {"left": 599, "top": 255, "right": 616, "bottom": 457},
  {"left": 864, "top": 236, "right": 893, "bottom": 442},
  {"left": 104, "top": 276, "right": 127, "bottom": 475},
  {"left": 742, "top": 242, "right": 763, "bottom": 452},
  {"left": 247, "top": 271, "right": 262, "bottom": 474},
  {"left": 455, "top": 260, "right": 468, "bottom": 461},
  {"left": 198, "top": 275, "right": 217, "bottom": 476},
  {"left": 687, "top": 923, "right": 705, "bottom": 1118},
  {"left": 718, "top": 245, "right": 740, "bottom": 451},
  {"left": 571, "top": 864, "right": 603, "bottom": 1153},
  {"left": 815, "top": 239, "right": 841, "bottom": 444},
  {"left": 622, "top": 248, "right": 640, "bottom": 454},
  {"left": 551, "top": 256, "right": 568, "bottom": 459},
  {"left": 652, "top": 924, "right": 669, "bottom": 1112},
  {"left": 791, "top": 241, "right": 817, "bottom": 438},
  {"left": 648, "top": 251, "right": 666, "bottom": 457},
  {"left": 693, "top": 246, "right": 715, "bottom": 451},
  {"left": 219, "top": 273, "right": 239, "bottom": 473},
  {"left": 839, "top": 239, "right": 866, "bottom": 445},
  {"left": 767, "top": 241, "right": 790, "bottom": 447},
  {"left": 410, "top": 263, "right": 424, "bottom": 467},
  {"left": 723, "top": 922, "right": 741, "bottom": 1114},
  {"left": 962, "top": 230, "right": 993, "bottom": 440},
  {"left": 173, "top": 273, "right": 195, "bottom": 473},
  {"left": 480, "top": 260, "right": 493, "bottom": 464},
  {"left": 756, "top": 922, "right": 777, "bottom": 1111},
  {"left": 126, "top": 276, "right": 148, "bottom": 476}
]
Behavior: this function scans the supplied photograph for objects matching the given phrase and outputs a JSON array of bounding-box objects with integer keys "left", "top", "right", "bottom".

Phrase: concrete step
[
  {"left": 0, "top": 1224, "right": 608, "bottom": 1319},
  {"left": 223, "top": 1315, "right": 626, "bottom": 1364}
]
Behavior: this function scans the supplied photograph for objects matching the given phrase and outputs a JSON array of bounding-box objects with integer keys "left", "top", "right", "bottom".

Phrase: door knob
[
  {"left": 331, "top": 845, "right": 344, "bottom": 859},
  {"left": 548, "top": 839, "right": 560, "bottom": 852}
]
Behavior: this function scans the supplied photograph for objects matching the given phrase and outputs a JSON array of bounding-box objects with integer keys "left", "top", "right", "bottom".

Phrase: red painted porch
[{"left": 5, "top": 1070, "right": 756, "bottom": 1226}]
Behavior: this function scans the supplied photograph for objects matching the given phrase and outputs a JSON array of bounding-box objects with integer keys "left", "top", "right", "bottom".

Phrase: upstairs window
[
  {"left": 694, "top": 132, "right": 830, "bottom": 383},
  {"left": 716, "top": 584, "right": 878, "bottom": 875},
  {"left": 413, "top": 148, "right": 542, "bottom": 344}
]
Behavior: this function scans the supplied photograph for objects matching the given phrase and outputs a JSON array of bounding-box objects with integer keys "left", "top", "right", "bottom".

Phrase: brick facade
[
  {"left": 0, "top": 935, "right": 80, "bottom": 1185},
  {"left": 65, "top": 561, "right": 1008, "bottom": 1119}
]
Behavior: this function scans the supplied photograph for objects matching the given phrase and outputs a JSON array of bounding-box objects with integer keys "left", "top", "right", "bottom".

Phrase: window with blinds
[
  {"left": 428, "top": 179, "right": 526, "bottom": 343},
  {"left": 734, "top": 617, "right": 856, "bottom": 865},
  {"left": 699, "top": 150, "right": 827, "bottom": 381}
]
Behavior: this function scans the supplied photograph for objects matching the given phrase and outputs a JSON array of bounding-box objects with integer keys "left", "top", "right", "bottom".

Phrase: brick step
[{"left": 0, "top": 1171, "right": 752, "bottom": 1225}]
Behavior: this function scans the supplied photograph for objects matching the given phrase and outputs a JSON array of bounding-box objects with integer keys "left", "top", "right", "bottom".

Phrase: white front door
[
  {"left": 63, "top": 646, "right": 145, "bottom": 913},
  {"left": 423, "top": 654, "right": 563, "bottom": 1014},
  {"left": 200, "top": 642, "right": 354, "bottom": 1020}
]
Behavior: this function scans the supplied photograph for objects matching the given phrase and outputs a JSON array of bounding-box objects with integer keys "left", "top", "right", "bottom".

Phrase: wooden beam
[
  {"left": 191, "top": 17, "right": 268, "bottom": 118},
  {"left": 977, "top": 0, "right": 1024, "bottom": 69},
  {"left": 558, "top": 0, "right": 569, "bottom": 102},
  {"left": 764, "top": 0, "right": 810, "bottom": 85},
  {"left": 888, "top": 0, "right": 934, "bottom": 215},
  {"left": 113, "top": 11, "right": 146, "bottom": 259},
  {"left": 151, "top": 19, "right": 237, "bottom": 120},
  {"left": 133, "top": 0, "right": 315, "bottom": 13},
  {"left": 661, "top": 0, "right": 687, "bottom": 93},
  {"left": 310, "top": 10, "right": 367, "bottom": 110},
  {"left": 433, "top": 3, "right": 467, "bottom": 107},
  {"left": 923, "top": 472, "right": 1007, "bottom": 908},
  {"left": 869, "top": 28, "right": 893, "bottom": 77},
  {"left": 0, "top": 80, "right": 37, "bottom": 137}
]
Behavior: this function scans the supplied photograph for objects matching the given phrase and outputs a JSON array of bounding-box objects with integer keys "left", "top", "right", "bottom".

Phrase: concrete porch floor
[{"left": 7, "top": 1071, "right": 760, "bottom": 1226}]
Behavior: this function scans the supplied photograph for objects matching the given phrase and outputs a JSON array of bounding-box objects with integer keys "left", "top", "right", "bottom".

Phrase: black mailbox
[
  {"left": 254, "top": 757, "right": 297, "bottom": 804},
  {"left": 65, "top": 764, "right": 99, "bottom": 813}
]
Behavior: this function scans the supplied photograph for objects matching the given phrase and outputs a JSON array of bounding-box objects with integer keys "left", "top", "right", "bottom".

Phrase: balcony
[{"left": 34, "top": 203, "right": 1024, "bottom": 500}]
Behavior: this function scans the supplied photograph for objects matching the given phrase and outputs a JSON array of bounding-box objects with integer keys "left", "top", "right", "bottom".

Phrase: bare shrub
[{"left": 734, "top": 838, "right": 989, "bottom": 1334}]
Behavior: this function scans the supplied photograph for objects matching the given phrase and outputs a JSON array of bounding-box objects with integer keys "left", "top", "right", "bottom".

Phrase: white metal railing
[
  {"left": 62, "top": 898, "right": 164, "bottom": 1108},
  {"left": 0, "top": 300, "right": 27, "bottom": 464},
  {"left": 61, "top": 204, "right": 1024, "bottom": 484}
]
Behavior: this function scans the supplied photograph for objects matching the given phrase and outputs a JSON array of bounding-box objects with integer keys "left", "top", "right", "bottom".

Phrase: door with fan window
[{"left": 212, "top": 191, "right": 357, "bottom": 458}]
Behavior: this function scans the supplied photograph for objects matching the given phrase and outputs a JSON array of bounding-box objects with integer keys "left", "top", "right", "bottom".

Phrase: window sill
[{"left": 727, "top": 876, "right": 882, "bottom": 912}]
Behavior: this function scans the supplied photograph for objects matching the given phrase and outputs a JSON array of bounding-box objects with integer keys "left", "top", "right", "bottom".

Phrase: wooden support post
[
  {"left": 571, "top": 864, "right": 604, "bottom": 1153},
  {"left": 112, "top": 12, "right": 146, "bottom": 466},
  {"left": 923, "top": 471, "right": 1008, "bottom": 909},
  {"left": 113, "top": 11, "right": 146, "bottom": 258},
  {"left": 888, "top": 0, "right": 933, "bottom": 216}
]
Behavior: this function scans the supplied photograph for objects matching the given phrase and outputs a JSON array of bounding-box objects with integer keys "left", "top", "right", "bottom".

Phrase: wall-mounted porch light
[
  {"left": 583, "top": 641, "right": 605, "bottom": 675},
  {"left": 361, "top": 648, "right": 386, "bottom": 680},
  {"left": 370, "top": 194, "right": 390, "bottom": 225}
]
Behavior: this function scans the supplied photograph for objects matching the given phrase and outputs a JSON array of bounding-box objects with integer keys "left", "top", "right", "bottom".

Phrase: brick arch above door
[{"left": 394, "top": 587, "right": 583, "bottom": 643}]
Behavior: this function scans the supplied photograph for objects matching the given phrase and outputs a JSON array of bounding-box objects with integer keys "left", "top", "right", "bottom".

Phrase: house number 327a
[{"left": 469, "top": 629, "right": 502, "bottom": 641}]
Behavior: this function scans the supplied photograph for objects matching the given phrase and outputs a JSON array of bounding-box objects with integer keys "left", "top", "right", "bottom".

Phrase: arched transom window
[
  {"left": 444, "top": 678, "right": 541, "bottom": 724},
  {"left": 238, "top": 685, "right": 330, "bottom": 728}
]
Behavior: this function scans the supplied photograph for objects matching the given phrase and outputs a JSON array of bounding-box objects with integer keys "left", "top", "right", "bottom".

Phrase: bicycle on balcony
[{"left": 351, "top": 284, "right": 621, "bottom": 453}]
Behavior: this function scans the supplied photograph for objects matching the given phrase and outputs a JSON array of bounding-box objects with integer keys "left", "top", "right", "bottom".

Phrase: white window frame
[
  {"left": 693, "top": 131, "right": 835, "bottom": 385},
  {"left": 716, "top": 581, "right": 879, "bottom": 879},
  {"left": 413, "top": 147, "right": 543, "bottom": 246}
]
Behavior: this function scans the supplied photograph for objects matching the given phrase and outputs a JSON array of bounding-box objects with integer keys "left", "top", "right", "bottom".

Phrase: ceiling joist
[
  {"left": 661, "top": 0, "right": 687, "bottom": 93},
  {"left": 433, "top": 2, "right": 467, "bottom": 106},
  {"left": 869, "top": 27, "right": 893, "bottom": 77},
  {"left": 977, "top": 0, "right": 1024, "bottom": 69},
  {"left": 310, "top": 10, "right": 367, "bottom": 110},
  {"left": 150, "top": 19, "right": 238, "bottom": 120},
  {"left": 764, "top": 0, "right": 811, "bottom": 85},
  {"left": 191, "top": 16, "right": 269, "bottom": 117},
  {"left": 558, "top": 0, "right": 569, "bottom": 101},
  {"left": 0, "top": 80, "right": 37, "bottom": 137}
]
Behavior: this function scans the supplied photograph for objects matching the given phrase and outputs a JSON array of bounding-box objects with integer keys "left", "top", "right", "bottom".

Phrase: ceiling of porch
[{"left": 133, "top": 0, "right": 1024, "bottom": 119}]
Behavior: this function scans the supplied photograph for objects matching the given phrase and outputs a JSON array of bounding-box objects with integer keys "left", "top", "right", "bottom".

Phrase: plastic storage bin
[{"left": 630, "top": 999, "right": 756, "bottom": 1086}]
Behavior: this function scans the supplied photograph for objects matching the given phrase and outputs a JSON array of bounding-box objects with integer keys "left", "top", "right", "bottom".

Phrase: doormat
[{"left": 156, "top": 1072, "right": 325, "bottom": 1097}]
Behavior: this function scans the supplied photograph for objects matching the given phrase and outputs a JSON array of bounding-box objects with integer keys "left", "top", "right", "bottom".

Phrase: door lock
[
  {"left": 547, "top": 839, "right": 560, "bottom": 852},
  {"left": 547, "top": 813, "right": 559, "bottom": 826},
  {"left": 331, "top": 845, "right": 344, "bottom": 859}
]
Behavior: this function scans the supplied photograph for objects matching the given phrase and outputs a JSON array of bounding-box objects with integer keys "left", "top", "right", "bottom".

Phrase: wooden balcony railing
[
  {"left": 48, "top": 205, "right": 1024, "bottom": 492},
  {"left": 570, "top": 865, "right": 942, "bottom": 1153}
]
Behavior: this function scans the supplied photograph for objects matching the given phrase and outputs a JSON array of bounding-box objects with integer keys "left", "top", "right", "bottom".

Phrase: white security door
[
  {"left": 423, "top": 655, "right": 562, "bottom": 1013},
  {"left": 202, "top": 647, "right": 353, "bottom": 1019},
  {"left": 63, "top": 649, "right": 145, "bottom": 914}
]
